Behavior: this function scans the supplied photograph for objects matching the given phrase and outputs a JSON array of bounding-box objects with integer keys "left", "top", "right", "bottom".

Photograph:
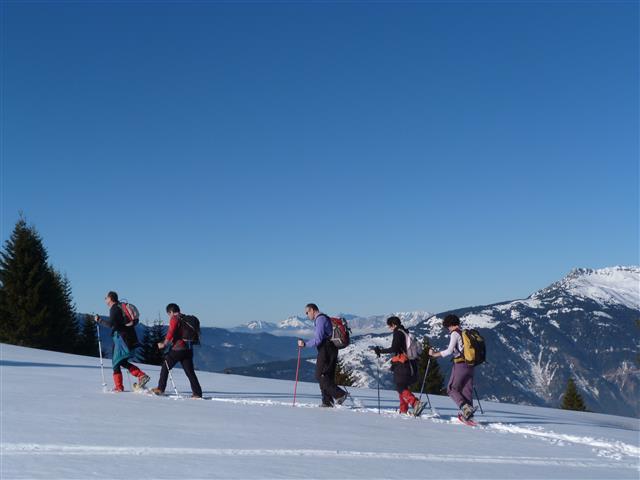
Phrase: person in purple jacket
[{"left": 297, "top": 303, "right": 348, "bottom": 407}]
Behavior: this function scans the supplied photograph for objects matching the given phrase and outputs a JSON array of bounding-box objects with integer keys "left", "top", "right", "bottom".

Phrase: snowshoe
[{"left": 457, "top": 413, "right": 478, "bottom": 426}]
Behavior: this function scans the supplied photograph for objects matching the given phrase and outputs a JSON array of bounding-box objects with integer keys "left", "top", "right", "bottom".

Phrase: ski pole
[
  {"left": 126, "top": 370, "right": 133, "bottom": 391},
  {"left": 293, "top": 345, "right": 302, "bottom": 407},
  {"left": 416, "top": 357, "right": 433, "bottom": 410},
  {"left": 376, "top": 356, "right": 381, "bottom": 415},
  {"left": 474, "top": 387, "right": 484, "bottom": 415},
  {"left": 165, "top": 359, "right": 180, "bottom": 397},
  {"left": 96, "top": 321, "right": 107, "bottom": 390}
]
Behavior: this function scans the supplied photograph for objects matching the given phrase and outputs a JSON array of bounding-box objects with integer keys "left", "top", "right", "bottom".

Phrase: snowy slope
[{"left": 1, "top": 344, "right": 638, "bottom": 479}]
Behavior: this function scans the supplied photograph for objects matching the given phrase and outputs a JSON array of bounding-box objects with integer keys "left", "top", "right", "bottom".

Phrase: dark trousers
[
  {"left": 158, "top": 348, "right": 202, "bottom": 397},
  {"left": 315, "top": 342, "right": 346, "bottom": 405}
]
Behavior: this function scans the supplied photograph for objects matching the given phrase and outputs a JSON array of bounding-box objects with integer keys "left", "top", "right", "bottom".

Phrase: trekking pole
[
  {"left": 126, "top": 370, "right": 133, "bottom": 391},
  {"left": 95, "top": 321, "right": 107, "bottom": 391},
  {"left": 416, "top": 357, "right": 433, "bottom": 410},
  {"left": 293, "top": 345, "right": 302, "bottom": 407},
  {"left": 165, "top": 359, "right": 180, "bottom": 397},
  {"left": 376, "top": 356, "right": 381, "bottom": 415},
  {"left": 474, "top": 387, "right": 484, "bottom": 415}
]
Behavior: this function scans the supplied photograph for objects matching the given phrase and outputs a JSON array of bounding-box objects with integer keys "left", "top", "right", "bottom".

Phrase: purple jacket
[{"left": 305, "top": 314, "right": 332, "bottom": 349}]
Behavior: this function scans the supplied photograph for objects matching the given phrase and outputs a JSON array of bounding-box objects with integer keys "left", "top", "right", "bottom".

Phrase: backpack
[
  {"left": 179, "top": 314, "right": 201, "bottom": 345},
  {"left": 329, "top": 316, "right": 351, "bottom": 349},
  {"left": 401, "top": 330, "right": 423, "bottom": 360},
  {"left": 460, "top": 329, "right": 486, "bottom": 366},
  {"left": 120, "top": 302, "right": 140, "bottom": 327}
]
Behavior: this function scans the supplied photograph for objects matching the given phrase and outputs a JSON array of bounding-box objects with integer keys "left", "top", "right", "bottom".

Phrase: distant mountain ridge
[{"left": 231, "top": 311, "right": 434, "bottom": 336}]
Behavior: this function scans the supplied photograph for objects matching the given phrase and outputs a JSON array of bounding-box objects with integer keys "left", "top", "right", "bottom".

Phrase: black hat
[{"left": 442, "top": 314, "right": 460, "bottom": 328}]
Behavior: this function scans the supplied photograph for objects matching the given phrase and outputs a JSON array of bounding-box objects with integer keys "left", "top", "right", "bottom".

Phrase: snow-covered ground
[{"left": 1, "top": 344, "right": 638, "bottom": 479}]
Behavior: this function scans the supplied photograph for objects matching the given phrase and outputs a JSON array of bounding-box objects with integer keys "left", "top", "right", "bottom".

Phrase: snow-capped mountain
[
  {"left": 228, "top": 267, "right": 639, "bottom": 417},
  {"left": 338, "top": 266, "right": 639, "bottom": 417}
]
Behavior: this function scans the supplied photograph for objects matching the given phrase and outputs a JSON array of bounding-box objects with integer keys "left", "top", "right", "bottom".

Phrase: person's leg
[
  {"left": 315, "top": 347, "right": 334, "bottom": 406},
  {"left": 447, "top": 363, "right": 468, "bottom": 408},
  {"left": 156, "top": 351, "right": 179, "bottom": 393},
  {"left": 180, "top": 350, "right": 203, "bottom": 397},
  {"left": 323, "top": 345, "right": 346, "bottom": 401},
  {"left": 461, "top": 365, "right": 475, "bottom": 407}
]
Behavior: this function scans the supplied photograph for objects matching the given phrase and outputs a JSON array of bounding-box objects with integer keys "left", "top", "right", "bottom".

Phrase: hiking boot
[
  {"left": 461, "top": 403, "right": 475, "bottom": 420},
  {"left": 335, "top": 392, "right": 349, "bottom": 406},
  {"left": 150, "top": 387, "right": 164, "bottom": 396},
  {"left": 137, "top": 374, "right": 150, "bottom": 389}
]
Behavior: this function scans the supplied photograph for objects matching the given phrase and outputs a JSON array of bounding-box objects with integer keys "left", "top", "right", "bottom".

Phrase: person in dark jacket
[
  {"left": 374, "top": 316, "right": 421, "bottom": 415},
  {"left": 150, "top": 303, "right": 203, "bottom": 398},
  {"left": 297, "top": 303, "right": 348, "bottom": 407},
  {"left": 94, "top": 291, "right": 149, "bottom": 392},
  {"left": 429, "top": 314, "right": 475, "bottom": 420}
]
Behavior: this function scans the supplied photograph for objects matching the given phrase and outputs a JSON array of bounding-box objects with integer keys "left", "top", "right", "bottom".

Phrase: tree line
[{"left": 0, "top": 217, "right": 589, "bottom": 409}]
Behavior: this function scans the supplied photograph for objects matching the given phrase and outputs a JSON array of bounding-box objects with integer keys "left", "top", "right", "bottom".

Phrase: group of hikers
[{"left": 95, "top": 294, "right": 477, "bottom": 422}]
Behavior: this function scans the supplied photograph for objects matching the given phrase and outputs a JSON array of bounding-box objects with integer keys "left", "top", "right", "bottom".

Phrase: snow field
[{"left": 1, "top": 344, "right": 638, "bottom": 479}]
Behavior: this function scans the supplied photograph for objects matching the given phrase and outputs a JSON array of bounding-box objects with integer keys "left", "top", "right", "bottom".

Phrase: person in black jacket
[
  {"left": 94, "top": 291, "right": 149, "bottom": 392},
  {"left": 374, "top": 316, "right": 421, "bottom": 415}
]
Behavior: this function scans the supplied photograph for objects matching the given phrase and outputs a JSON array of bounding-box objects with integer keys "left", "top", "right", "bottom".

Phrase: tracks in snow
[{"left": 1, "top": 443, "right": 636, "bottom": 470}]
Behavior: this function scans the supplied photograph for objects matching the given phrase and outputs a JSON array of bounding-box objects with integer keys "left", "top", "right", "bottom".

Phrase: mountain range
[{"left": 226, "top": 266, "right": 640, "bottom": 417}]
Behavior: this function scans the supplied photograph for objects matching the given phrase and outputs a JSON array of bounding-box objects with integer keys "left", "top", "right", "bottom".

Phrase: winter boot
[
  {"left": 335, "top": 391, "right": 349, "bottom": 406},
  {"left": 113, "top": 372, "right": 124, "bottom": 392},
  {"left": 150, "top": 387, "right": 164, "bottom": 396},
  {"left": 461, "top": 403, "right": 476, "bottom": 420},
  {"left": 137, "top": 374, "right": 150, "bottom": 389}
]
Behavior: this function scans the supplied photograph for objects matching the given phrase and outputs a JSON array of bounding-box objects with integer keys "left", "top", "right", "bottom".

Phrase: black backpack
[{"left": 179, "top": 314, "right": 201, "bottom": 345}]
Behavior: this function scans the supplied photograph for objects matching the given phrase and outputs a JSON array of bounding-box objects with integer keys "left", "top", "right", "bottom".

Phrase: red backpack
[
  {"left": 329, "top": 317, "right": 351, "bottom": 349},
  {"left": 120, "top": 302, "right": 140, "bottom": 327}
]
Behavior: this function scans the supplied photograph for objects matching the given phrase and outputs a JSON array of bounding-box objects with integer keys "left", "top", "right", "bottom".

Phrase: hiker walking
[
  {"left": 150, "top": 303, "right": 203, "bottom": 399},
  {"left": 429, "top": 314, "right": 475, "bottom": 420},
  {"left": 94, "top": 291, "right": 150, "bottom": 392},
  {"left": 297, "top": 303, "right": 348, "bottom": 407},
  {"left": 373, "top": 316, "right": 421, "bottom": 415}
]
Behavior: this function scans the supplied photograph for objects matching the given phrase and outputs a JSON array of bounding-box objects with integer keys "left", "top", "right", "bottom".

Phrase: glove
[{"left": 373, "top": 346, "right": 381, "bottom": 357}]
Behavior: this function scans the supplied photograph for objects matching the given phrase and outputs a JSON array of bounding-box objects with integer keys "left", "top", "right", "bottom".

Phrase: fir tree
[
  {"left": 335, "top": 358, "right": 355, "bottom": 386},
  {"left": 0, "top": 217, "right": 55, "bottom": 348},
  {"left": 48, "top": 270, "right": 80, "bottom": 353},
  {"left": 142, "top": 318, "right": 166, "bottom": 366},
  {"left": 77, "top": 314, "right": 99, "bottom": 357},
  {"left": 561, "top": 377, "right": 588, "bottom": 411},
  {"left": 0, "top": 217, "right": 79, "bottom": 352},
  {"left": 411, "top": 337, "right": 446, "bottom": 395}
]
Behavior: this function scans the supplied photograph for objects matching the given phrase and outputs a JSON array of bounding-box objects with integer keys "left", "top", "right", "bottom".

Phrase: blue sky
[{"left": 2, "top": 1, "right": 638, "bottom": 326}]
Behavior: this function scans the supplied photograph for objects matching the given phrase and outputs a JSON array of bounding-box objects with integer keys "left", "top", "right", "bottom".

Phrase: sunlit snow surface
[{"left": 1, "top": 344, "right": 638, "bottom": 479}]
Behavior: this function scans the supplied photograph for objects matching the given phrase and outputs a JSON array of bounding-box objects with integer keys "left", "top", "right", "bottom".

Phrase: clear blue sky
[{"left": 2, "top": 1, "right": 638, "bottom": 326}]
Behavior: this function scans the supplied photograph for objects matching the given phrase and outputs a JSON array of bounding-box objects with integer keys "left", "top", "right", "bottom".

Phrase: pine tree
[
  {"left": 335, "top": 358, "right": 355, "bottom": 386},
  {"left": 142, "top": 317, "right": 166, "bottom": 366},
  {"left": 411, "top": 337, "right": 446, "bottom": 395},
  {"left": 77, "top": 314, "right": 99, "bottom": 357},
  {"left": 0, "top": 217, "right": 55, "bottom": 348},
  {"left": 0, "top": 217, "right": 79, "bottom": 352},
  {"left": 561, "top": 377, "right": 588, "bottom": 411},
  {"left": 48, "top": 270, "right": 80, "bottom": 353}
]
